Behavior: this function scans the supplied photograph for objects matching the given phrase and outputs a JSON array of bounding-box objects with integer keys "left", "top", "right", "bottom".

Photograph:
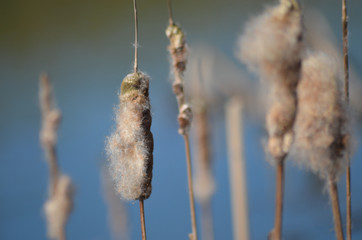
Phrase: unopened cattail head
[
  {"left": 106, "top": 72, "right": 154, "bottom": 200},
  {"left": 294, "top": 53, "right": 349, "bottom": 181},
  {"left": 44, "top": 175, "right": 74, "bottom": 240}
]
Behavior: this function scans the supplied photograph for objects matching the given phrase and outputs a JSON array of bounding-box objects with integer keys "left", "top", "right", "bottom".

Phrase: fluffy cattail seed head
[
  {"left": 239, "top": 1, "right": 303, "bottom": 161},
  {"left": 294, "top": 53, "right": 349, "bottom": 181},
  {"left": 106, "top": 72, "right": 154, "bottom": 200},
  {"left": 44, "top": 175, "right": 74, "bottom": 240},
  {"left": 239, "top": 1, "right": 303, "bottom": 85}
]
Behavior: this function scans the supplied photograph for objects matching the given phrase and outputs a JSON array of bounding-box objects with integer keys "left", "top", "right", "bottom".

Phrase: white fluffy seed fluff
[
  {"left": 294, "top": 53, "right": 349, "bottom": 181},
  {"left": 44, "top": 175, "right": 74, "bottom": 240},
  {"left": 239, "top": 1, "right": 303, "bottom": 160},
  {"left": 239, "top": 2, "right": 303, "bottom": 83},
  {"left": 106, "top": 72, "right": 153, "bottom": 201}
]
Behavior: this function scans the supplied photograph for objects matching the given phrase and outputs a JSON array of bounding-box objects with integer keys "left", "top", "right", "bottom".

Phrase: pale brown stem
[
  {"left": 226, "top": 99, "right": 249, "bottom": 240},
  {"left": 184, "top": 135, "right": 199, "bottom": 240},
  {"left": 271, "top": 159, "right": 285, "bottom": 240},
  {"left": 167, "top": 0, "right": 174, "bottom": 25},
  {"left": 328, "top": 177, "right": 344, "bottom": 240},
  {"left": 139, "top": 200, "right": 147, "bottom": 240},
  {"left": 133, "top": 0, "right": 138, "bottom": 73},
  {"left": 201, "top": 200, "right": 214, "bottom": 240},
  {"left": 342, "top": 0, "right": 351, "bottom": 239}
]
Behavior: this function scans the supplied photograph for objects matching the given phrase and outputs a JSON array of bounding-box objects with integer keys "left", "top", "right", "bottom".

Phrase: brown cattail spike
[{"left": 106, "top": 72, "right": 153, "bottom": 201}]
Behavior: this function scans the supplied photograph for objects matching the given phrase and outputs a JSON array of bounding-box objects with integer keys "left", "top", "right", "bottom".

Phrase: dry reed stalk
[
  {"left": 294, "top": 53, "right": 349, "bottom": 240},
  {"left": 106, "top": 1, "right": 153, "bottom": 239},
  {"left": 341, "top": 0, "right": 351, "bottom": 239},
  {"left": 329, "top": 177, "right": 345, "bottom": 240},
  {"left": 225, "top": 98, "right": 249, "bottom": 240},
  {"left": 239, "top": 1, "right": 303, "bottom": 239},
  {"left": 166, "top": 1, "right": 198, "bottom": 240},
  {"left": 39, "top": 73, "right": 74, "bottom": 240}
]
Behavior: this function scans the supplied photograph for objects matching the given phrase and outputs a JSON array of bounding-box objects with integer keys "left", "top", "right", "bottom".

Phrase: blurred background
[{"left": 1, "top": 0, "right": 362, "bottom": 239}]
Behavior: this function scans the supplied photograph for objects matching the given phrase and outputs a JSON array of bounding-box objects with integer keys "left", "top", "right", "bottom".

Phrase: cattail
[
  {"left": 106, "top": 72, "right": 153, "bottom": 201},
  {"left": 294, "top": 52, "right": 348, "bottom": 240},
  {"left": 44, "top": 175, "right": 74, "bottom": 240},
  {"left": 166, "top": 1, "right": 198, "bottom": 239},
  {"left": 294, "top": 53, "right": 349, "bottom": 181},
  {"left": 39, "top": 73, "right": 74, "bottom": 240},
  {"left": 166, "top": 21, "right": 192, "bottom": 135},
  {"left": 239, "top": 0, "right": 303, "bottom": 160},
  {"left": 239, "top": 1, "right": 303, "bottom": 239}
]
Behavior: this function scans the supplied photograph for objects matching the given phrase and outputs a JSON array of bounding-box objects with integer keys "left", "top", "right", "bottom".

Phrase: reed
[
  {"left": 166, "top": 1, "right": 198, "bottom": 239},
  {"left": 239, "top": 1, "right": 303, "bottom": 239},
  {"left": 39, "top": 73, "right": 74, "bottom": 240},
  {"left": 105, "top": 1, "right": 153, "bottom": 239},
  {"left": 341, "top": 0, "right": 351, "bottom": 238},
  {"left": 294, "top": 52, "right": 349, "bottom": 240}
]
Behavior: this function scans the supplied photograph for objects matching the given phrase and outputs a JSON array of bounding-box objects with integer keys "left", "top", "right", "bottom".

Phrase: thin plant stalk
[
  {"left": 166, "top": 1, "right": 198, "bottom": 239},
  {"left": 342, "top": 0, "right": 351, "bottom": 239},
  {"left": 139, "top": 200, "right": 147, "bottom": 240},
  {"left": 273, "top": 159, "right": 285, "bottom": 240},
  {"left": 184, "top": 135, "right": 199, "bottom": 240},
  {"left": 225, "top": 98, "right": 249, "bottom": 240},
  {"left": 329, "top": 177, "right": 345, "bottom": 240}
]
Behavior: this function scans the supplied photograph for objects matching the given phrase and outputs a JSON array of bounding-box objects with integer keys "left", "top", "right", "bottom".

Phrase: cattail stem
[
  {"left": 133, "top": 0, "right": 138, "bottom": 73},
  {"left": 167, "top": 0, "right": 174, "bottom": 25},
  {"left": 226, "top": 98, "right": 249, "bottom": 240},
  {"left": 139, "top": 200, "right": 147, "bottom": 240},
  {"left": 328, "top": 177, "right": 344, "bottom": 240},
  {"left": 271, "top": 158, "right": 285, "bottom": 240},
  {"left": 184, "top": 135, "right": 199, "bottom": 240},
  {"left": 342, "top": 0, "right": 351, "bottom": 239}
]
